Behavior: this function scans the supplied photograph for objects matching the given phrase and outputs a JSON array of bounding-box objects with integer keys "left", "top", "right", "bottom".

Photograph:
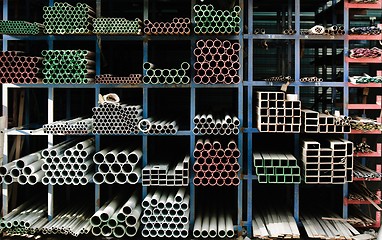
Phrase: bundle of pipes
[
  {"left": 92, "top": 148, "right": 142, "bottom": 184},
  {"left": 90, "top": 193, "right": 142, "bottom": 238},
  {"left": 193, "top": 5, "right": 241, "bottom": 35},
  {"left": 349, "top": 182, "right": 379, "bottom": 201},
  {"left": 0, "top": 150, "right": 45, "bottom": 185},
  {"left": 257, "top": 92, "right": 301, "bottom": 133},
  {"left": 349, "top": 75, "right": 382, "bottom": 84},
  {"left": 43, "top": 117, "right": 93, "bottom": 135},
  {"left": 349, "top": 26, "right": 381, "bottom": 35},
  {"left": 0, "top": 51, "right": 42, "bottom": 84},
  {"left": 142, "top": 62, "right": 190, "bottom": 84},
  {"left": 301, "top": 212, "right": 360, "bottom": 239},
  {"left": 301, "top": 25, "right": 345, "bottom": 35},
  {"left": 41, "top": 50, "right": 95, "bottom": 84},
  {"left": 193, "top": 208, "right": 234, "bottom": 238},
  {"left": 137, "top": 118, "right": 178, "bottom": 135},
  {"left": 40, "top": 138, "right": 95, "bottom": 185},
  {"left": 194, "top": 39, "right": 241, "bottom": 84},
  {"left": 0, "top": 200, "right": 48, "bottom": 236},
  {"left": 43, "top": 2, "right": 95, "bottom": 34},
  {"left": 324, "top": 25, "right": 345, "bottom": 35},
  {"left": 252, "top": 207, "right": 300, "bottom": 239},
  {"left": 354, "top": 141, "right": 374, "bottom": 153},
  {"left": 349, "top": 47, "right": 382, "bottom": 59},
  {"left": 142, "top": 156, "right": 189, "bottom": 186},
  {"left": 193, "top": 114, "right": 240, "bottom": 135},
  {"left": 349, "top": 0, "right": 378, "bottom": 3},
  {"left": 253, "top": 152, "right": 301, "bottom": 184},
  {"left": 349, "top": 206, "right": 378, "bottom": 227},
  {"left": 95, "top": 74, "right": 143, "bottom": 84},
  {"left": 265, "top": 75, "right": 295, "bottom": 82},
  {"left": 283, "top": 28, "right": 297, "bottom": 35},
  {"left": 353, "top": 162, "right": 382, "bottom": 179},
  {"left": 299, "top": 76, "right": 323, "bottom": 82},
  {"left": 301, "top": 139, "right": 354, "bottom": 184},
  {"left": 40, "top": 205, "right": 92, "bottom": 236},
  {"left": 141, "top": 188, "right": 190, "bottom": 238},
  {"left": 193, "top": 139, "right": 241, "bottom": 186},
  {"left": 253, "top": 28, "right": 266, "bottom": 34},
  {"left": 93, "top": 18, "right": 142, "bottom": 35},
  {"left": 350, "top": 117, "right": 382, "bottom": 131},
  {"left": 144, "top": 18, "right": 191, "bottom": 35},
  {"left": 302, "top": 110, "right": 351, "bottom": 133},
  {"left": 0, "top": 20, "right": 44, "bottom": 35},
  {"left": 92, "top": 103, "right": 142, "bottom": 135}
]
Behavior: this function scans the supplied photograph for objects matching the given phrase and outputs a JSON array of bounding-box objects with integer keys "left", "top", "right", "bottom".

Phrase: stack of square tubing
[
  {"left": 256, "top": 92, "right": 301, "bottom": 133},
  {"left": 142, "top": 156, "right": 189, "bottom": 186},
  {"left": 302, "top": 139, "right": 354, "bottom": 184},
  {"left": 253, "top": 153, "right": 301, "bottom": 183},
  {"left": 302, "top": 110, "right": 351, "bottom": 133}
]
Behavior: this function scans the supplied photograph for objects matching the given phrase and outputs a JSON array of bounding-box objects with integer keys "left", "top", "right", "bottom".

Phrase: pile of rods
[
  {"left": 193, "top": 139, "right": 241, "bottom": 186},
  {"left": 142, "top": 156, "right": 189, "bottom": 186},
  {"left": 95, "top": 74, "right": 143, "bottom": 84},
  {"left": 193, "top": 5, "right": 241, "bottom": 35},
  {"left": 0, "top": 51, "right": 42, "bottom": 84},
  {"left": 354, "top": 141, "right": 374, "bottom": 153},
  {"left": 349, "top": 0, "right": 378, "bottom": 3},
  {"left": 349, "top": 182, "right": 379, "bottom": 201},
  {"left": 252, "top": 207, "right": 300, "bottom": 239},
  {"left": 193, "top": 206, "right": 235, "bottom": 238},
  {"left": 283, "top": 28, "right": 297, "bottom": 35},
  {"left": 301, "top": 25, "right": 345, "bottom": 35},
  {"left": 142, "top": 62, "right": 190, "bottom": 84},
  {"left": 43, "top": 117, "right": 92, "bottom": 135},
  {"left": 92, "top": 103, "right": 142, "bottom": 135},
  {"left": 41, "top": 138, "right": 95, "bottom": 185},
  {"left": 349, "top": 47, "right": 382, "bottom": 59},
  {"left": 0, "top": 20, "right": 44, "bottom": 35},
  {"left": 41, "top": 50, "right": 95, "bottom": 84},
  {"left": 144, "top": 18, "right": 191, "bottom": 35},
  {"left": 92, "top": 148, "right": 142, "bottom": 184},
  {"left": 93, "top": 18, "right": 141, "bottom": 35},
  {"left": 265, "top": 75, "right": 295, "bottom": 82},
  {"left": 0, "top": 200, "right": 48, "bottom": 237},
  {"left": 353, "top": 162, "right": 382, "bottom": 179},
  {"left": 90, "top": 193, "right": 142, "bottom": 238},
  {"left": 193, "top": 114, "right": 240, "bottom": 135},
  {"left": 300, "top": 76, "right": 323, "bottom": 82},
  {"left": 43, "top": 2, "right": 95, "bottom": 34},
  {"left": 194, "top": 39, "right": 241, "bottom": 84},
  {"left": 137, "top": 118, "right": 179, "bottom": 135},
  {"left": 141, "top": 188, "right": 190, "bottom": 238},
  {"left": 349, "top": 206, "right": 377, "bottom": 227},
  {"left": 350, "top": 75, "right": 382, "bottom": 84},
  {"left": 350, "top": 117, "right": 382, "bottom": 131},
  {"left": 349, "top": 26, "right": 381, "bottom": 35},
  {"left": 254, "top": 28, "right": 266, "bottom": 34}
]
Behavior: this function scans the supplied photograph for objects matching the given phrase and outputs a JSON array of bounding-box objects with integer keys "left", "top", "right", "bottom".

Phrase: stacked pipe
[
  {"left": 142, "top": 156, "right": 189, "bottom": 186},
  {"left": 90, "top": 193, "right": 142, "bottom": 238},
  {"left": 301, "top": 139, "right": 354, "bottom": 184},
  {"left": 0, "top": 200, "right": 48, "bottom": 236},
  {"left": 265, "top": 75, "right": 295, "bottom": 82},
  {"left": 299, "top": 76, "right": 323, "bottom": 82},
  {"left": 256, "top": 92, "right": 301, "bottom": 133},
  {"left": 193, "top": 5, "right": 241, "bottom": 35},
  {"left": 0, "top": 151, "right": 44, "bottom": 185},
  {"left": 324, "top": 25, "right": 345, "bottom": 35},
  {"left": 349, "top": 26, "right": 381, "bottom": 35},
  {"left": 283, "top": 28, "right": 297, "bottom": 35},
  {"left": 43, "top": 2, "right": 95, "bottom": 34},
  {"left": 0, "top": 51, "right": 42, "bottom": 84},
  {"left": 350, "top": 75, "right": 382, "bottom": 84},
  {"left": 40, "top": 205, "right": 92, "bottom": 236},
  {"left": 349, "top": 0, "right": 378, "bottom": 3},
  {"left": 253, "top": 152, "right": 301, "bottom": 184},
  {"left": 0, "top": 20, "right": 44, "bottom": 35},
  {"left": 193, "top": 208, "right": 234, "bottom": 238},
  {"left": 354, "top": 140, "right": 373, "bottom": 153},
  {"left": 349, "top": 182, "right": 379, "bottom": 201},
  {"left": 301, "top": 25, "right": 345, "bottom": 35},
  {"left": 141, "top": 188, "right": 190, "bottom": 238},
  {"left": 40, "top": 138, "right": 95, "bottom": 185},
  {"left": 137, "top": 118, "right": 178, "bottom": 135},
  {"left": 353, "top": 162, "right": 382, "bottom": 179},
  {"left": 142, "top": 62, "right": 190, "bottom": 84},
  {"left": 193, "top": 114, "right": 240, "bottom": 135},
  {"left": 92, "top": 148, "right": 142, "bottom": 184},
  {"left": 253, "top": 28, "right": 266, "bottom": 34},
  {"left": 43, "top": 117, "right": 93, "bottom": 135},
  {"left": 92, "top": 103, "right": 142, "bottom": 135},
  {"left": 93, "top": 18, "right": 141, "bottom": 35},
  {"left": 193, "top": 139, "right": 240, "bottom": 186},
  {"left": 302, "top": 110, "right": 351, "bottom": 133},
  {"left": 144, "top": 18, "right": 191, "bottom": 35},
  {"left": 194, "top": 39, "right": 241, "bottom": 84},
  {"left": 41, "top": 50, "right": 95, "bottom": 84},
  {"left": 350, "top": 117, "right": 382, "bottom": 131},
  {"left": 95, "top": 74, "right": 143, "bottom": 84},
  {"left": 349, "top": 47, "right": 382, "bottom": 59}
]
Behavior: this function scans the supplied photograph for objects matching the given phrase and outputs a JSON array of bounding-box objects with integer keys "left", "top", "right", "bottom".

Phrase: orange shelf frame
[
  {"left": 355, "top": 144, "right": 382, "bottom": 158},
  {"left": 348, "top": 96, "right": 382, "bottom": 109},
  {"left": 345, "top": 0, "right": 382, "bottom": 9},
  {"left": 345, "top": 190, "right": 381, "bottom": 205},
  {"left": 346, "top": 56, "right": 382, "bottom": 64}
]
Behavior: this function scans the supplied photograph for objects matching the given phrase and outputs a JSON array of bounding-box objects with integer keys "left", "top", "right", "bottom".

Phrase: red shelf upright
[{"left": 348, "top": 96, "right": 382, "bottom": 110}]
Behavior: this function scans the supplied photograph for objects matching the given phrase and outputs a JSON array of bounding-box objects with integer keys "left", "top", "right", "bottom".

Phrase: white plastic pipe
[{"left": 22, "top": 160, "right": 43, "bottom": 175}]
